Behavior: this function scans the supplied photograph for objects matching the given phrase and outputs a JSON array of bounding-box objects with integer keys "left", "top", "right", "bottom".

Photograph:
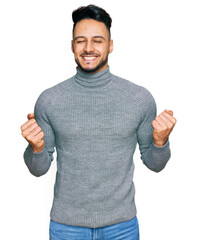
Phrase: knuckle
[
  {"left": 29, "top": 119, "right": 34, "bottom": 123},
  {"left": 40, "top": 131, "right": 44, "bottom": 138},
  {"left": 30, "top": 119, "right": 36, "bottom": 125},
  {"left": 21, "top": 132, "right": 26, "bottom": 138},
  {"left": 25, "top": 133, "right": 31, "bottom": 140}
]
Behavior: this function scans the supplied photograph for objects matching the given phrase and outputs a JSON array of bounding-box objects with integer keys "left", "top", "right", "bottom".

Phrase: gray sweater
[{"left": 24, "top": 66, "right": 171, "bottom": 228}]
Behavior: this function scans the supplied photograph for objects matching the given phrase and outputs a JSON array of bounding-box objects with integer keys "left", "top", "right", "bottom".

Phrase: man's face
[{"left": 72, "top": 19, "right": 113, "bottom": 73}]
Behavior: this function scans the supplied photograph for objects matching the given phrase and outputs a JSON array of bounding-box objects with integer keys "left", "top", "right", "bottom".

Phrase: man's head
[{"left": 71, "top": 5, "right": 113, "bottom": 74}]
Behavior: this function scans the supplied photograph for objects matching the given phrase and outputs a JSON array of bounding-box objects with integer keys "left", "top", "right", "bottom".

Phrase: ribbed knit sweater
[{"left": 24, "top": 66, "right": 171, "bottom": 228}]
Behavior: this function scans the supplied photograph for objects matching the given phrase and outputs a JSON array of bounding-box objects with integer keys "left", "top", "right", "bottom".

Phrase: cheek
[
  {"left": 73, "top": 45, "right": 83, "bottom": 55},
  {"left": 99, "top": 46, "right": 110, "bottom": 56}
]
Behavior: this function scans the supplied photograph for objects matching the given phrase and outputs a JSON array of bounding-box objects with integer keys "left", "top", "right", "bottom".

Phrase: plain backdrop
[{"left": 1, "top": 0, "right": 197, "bottom": 239}]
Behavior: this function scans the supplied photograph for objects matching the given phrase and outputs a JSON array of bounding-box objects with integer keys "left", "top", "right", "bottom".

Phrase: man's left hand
[{"left": 152, "top": 110, "right": 177, "bottom": 147}]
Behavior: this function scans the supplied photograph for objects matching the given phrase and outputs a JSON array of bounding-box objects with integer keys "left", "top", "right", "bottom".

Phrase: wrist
[
  {"left": 153, "top": 138, "right": 168, "bottom": 147},
  {"left": 31, "top": 145, "right": 45, "bottom": 153}
]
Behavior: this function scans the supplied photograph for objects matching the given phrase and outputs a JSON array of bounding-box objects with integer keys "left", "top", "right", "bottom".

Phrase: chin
[
  {"left": 76, "top": 58, "right": 108, "bottom": 74},
  {"left": 80, "top": 67, "right": 99, "bottom": 73}
]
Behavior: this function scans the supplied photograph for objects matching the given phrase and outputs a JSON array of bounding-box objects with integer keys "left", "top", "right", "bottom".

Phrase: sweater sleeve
[
  {"left": 24, "top": 90, "right": 55, "bottom": 177},
  {"left": 136, "top": 89, "right": 171, "bottom": 172}
]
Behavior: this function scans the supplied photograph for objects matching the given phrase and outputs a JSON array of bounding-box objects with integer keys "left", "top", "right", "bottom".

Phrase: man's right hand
[{"left": 21, "top": 113, "right": 45, "bottom": 153}]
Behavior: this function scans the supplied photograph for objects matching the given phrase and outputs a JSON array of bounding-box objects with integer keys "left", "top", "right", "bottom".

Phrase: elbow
[
  {"left": 24, "top": 150, "right": 51, "bottom": 177},
  {"left": 29, "top": 169, "right": 47, "bottom": 177},
  {"left": 143, "top": 150, "right": 171, "bottom": 173},
  {"left": 149, "top": 166, "right": 165, "bottom": 173},
  {"left": 144, "top": 161, "right": 168, "bottom": 173},
  {"left": 25, "top": 159, "right": 51, "bottom": 177}
]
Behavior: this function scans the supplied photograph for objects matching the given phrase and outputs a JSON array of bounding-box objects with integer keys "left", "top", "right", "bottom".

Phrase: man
[{"left": 21, "top": 4, "right": 176, "bottom": 240}]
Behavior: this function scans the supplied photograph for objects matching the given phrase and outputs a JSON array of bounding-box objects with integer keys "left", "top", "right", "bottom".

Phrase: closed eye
[{"left": 77, "top": 40, "right": 85, "bottom": 43}]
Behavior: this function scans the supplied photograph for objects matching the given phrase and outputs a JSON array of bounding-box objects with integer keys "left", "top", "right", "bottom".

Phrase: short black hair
[{"left": 72, "top": 4, "right": 112, "bottom": 38}]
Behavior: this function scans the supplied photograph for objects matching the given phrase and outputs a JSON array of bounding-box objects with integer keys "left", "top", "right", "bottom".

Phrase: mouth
[
  {"left": 81, "top": 54, "right": 99, "bottom": 63},
  {"left": 83, "top": 56, "right": 97, "bottom": 61}
]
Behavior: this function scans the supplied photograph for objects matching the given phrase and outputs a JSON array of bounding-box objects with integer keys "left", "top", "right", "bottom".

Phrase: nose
[{"left": 83, "top": 40, "right": 94, "bottom": 53}]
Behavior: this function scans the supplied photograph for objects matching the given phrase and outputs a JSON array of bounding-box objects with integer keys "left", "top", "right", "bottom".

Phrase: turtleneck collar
[{"left": 74, "top": 66, "right": 112, "bottom": 89}]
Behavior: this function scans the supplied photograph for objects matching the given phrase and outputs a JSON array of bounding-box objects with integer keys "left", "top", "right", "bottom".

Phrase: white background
[{"left": 1, "top": 0, "right": 197, "bottom": 239}]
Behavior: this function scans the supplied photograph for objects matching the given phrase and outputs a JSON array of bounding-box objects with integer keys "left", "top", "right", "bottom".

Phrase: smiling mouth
[
  {"left": 81, "top": 54, "right": 99, "bottom": 62},
  {"left": 82, "top": 56, "right": 97, "bottom": 61}
]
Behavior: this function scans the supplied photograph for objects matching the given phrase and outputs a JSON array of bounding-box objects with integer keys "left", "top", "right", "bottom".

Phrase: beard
[{"left": 75, "top": 55, "right": 108, "bottom": 74}]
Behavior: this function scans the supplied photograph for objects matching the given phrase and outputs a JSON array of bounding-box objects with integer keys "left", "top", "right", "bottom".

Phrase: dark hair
[{"left": 72, "top": 4, "right": 112, "bottom": 37}]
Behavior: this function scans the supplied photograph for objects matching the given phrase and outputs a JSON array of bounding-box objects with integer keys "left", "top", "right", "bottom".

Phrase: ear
[
  {"left": 71, "top": 40, "right": 74, "bottom": 53},
  {"left": 109, "top": 40, "right": 113, "bottom": 53}
]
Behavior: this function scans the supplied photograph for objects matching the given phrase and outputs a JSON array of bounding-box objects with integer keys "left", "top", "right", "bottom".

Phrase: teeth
[{"left": 83, "top": 57, "right": 97, "bottom": 60}]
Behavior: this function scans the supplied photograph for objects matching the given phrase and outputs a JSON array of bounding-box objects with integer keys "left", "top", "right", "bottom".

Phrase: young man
[{"left": 21, "top": 5, "right": 176, "bottom": 240}]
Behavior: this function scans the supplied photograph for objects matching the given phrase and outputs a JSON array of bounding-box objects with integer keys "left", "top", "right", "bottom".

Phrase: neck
[{"left": 74, "top": 66, "right": 112, "bottom": 89}]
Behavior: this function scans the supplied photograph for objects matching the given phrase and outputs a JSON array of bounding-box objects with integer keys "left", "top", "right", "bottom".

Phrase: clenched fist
[
  {"left": 152, "top": 110, "right": 176, "bottom": 147},
  {"left": 21, "top": 113, "right": 45, "bottom": 153}
]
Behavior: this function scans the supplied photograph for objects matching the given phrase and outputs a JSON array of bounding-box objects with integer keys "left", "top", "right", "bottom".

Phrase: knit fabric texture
[{"left": 24, "top": 66, "right": 171, "bottom": 228}]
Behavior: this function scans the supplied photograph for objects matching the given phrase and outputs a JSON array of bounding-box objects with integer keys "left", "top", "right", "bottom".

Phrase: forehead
[{"left": 73, "top": 19, "right": 109, "bottom": 38}]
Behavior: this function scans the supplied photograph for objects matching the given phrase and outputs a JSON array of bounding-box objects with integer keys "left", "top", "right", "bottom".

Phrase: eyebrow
[{"left": 74, "top": 36, "right": 106, "bottom": 41}]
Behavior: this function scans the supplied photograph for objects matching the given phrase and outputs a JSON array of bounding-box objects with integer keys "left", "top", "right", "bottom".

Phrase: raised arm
[
  {"left": 136, "top": 91, "right": 176, "bottom": 172},
  {"left": 21, "top": 90, "right": 55, "bottom": 177}
]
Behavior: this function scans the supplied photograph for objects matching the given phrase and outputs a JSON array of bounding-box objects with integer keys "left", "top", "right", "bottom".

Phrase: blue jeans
[{"left": 49, "top": 216, "right": 139, "bottom": 240}]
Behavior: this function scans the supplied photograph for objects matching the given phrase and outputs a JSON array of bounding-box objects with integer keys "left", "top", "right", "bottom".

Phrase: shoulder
[
  {"left": 34, "top": 77, "right": 74, "bottom": 114},
  {"left": 111, "top": 73, "right": 156, "bottom": 107}
]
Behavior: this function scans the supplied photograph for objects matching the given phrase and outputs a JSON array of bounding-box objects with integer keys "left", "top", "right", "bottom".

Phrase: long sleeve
[
  {"left": 24, "top": 90, "right": 56, "bottom": 177},
  {"left": 21, "top": 68, "right": 173, "bottom": 227},
  {"left": 136, "top": 89, "right": 171, "bottom": 172}
]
